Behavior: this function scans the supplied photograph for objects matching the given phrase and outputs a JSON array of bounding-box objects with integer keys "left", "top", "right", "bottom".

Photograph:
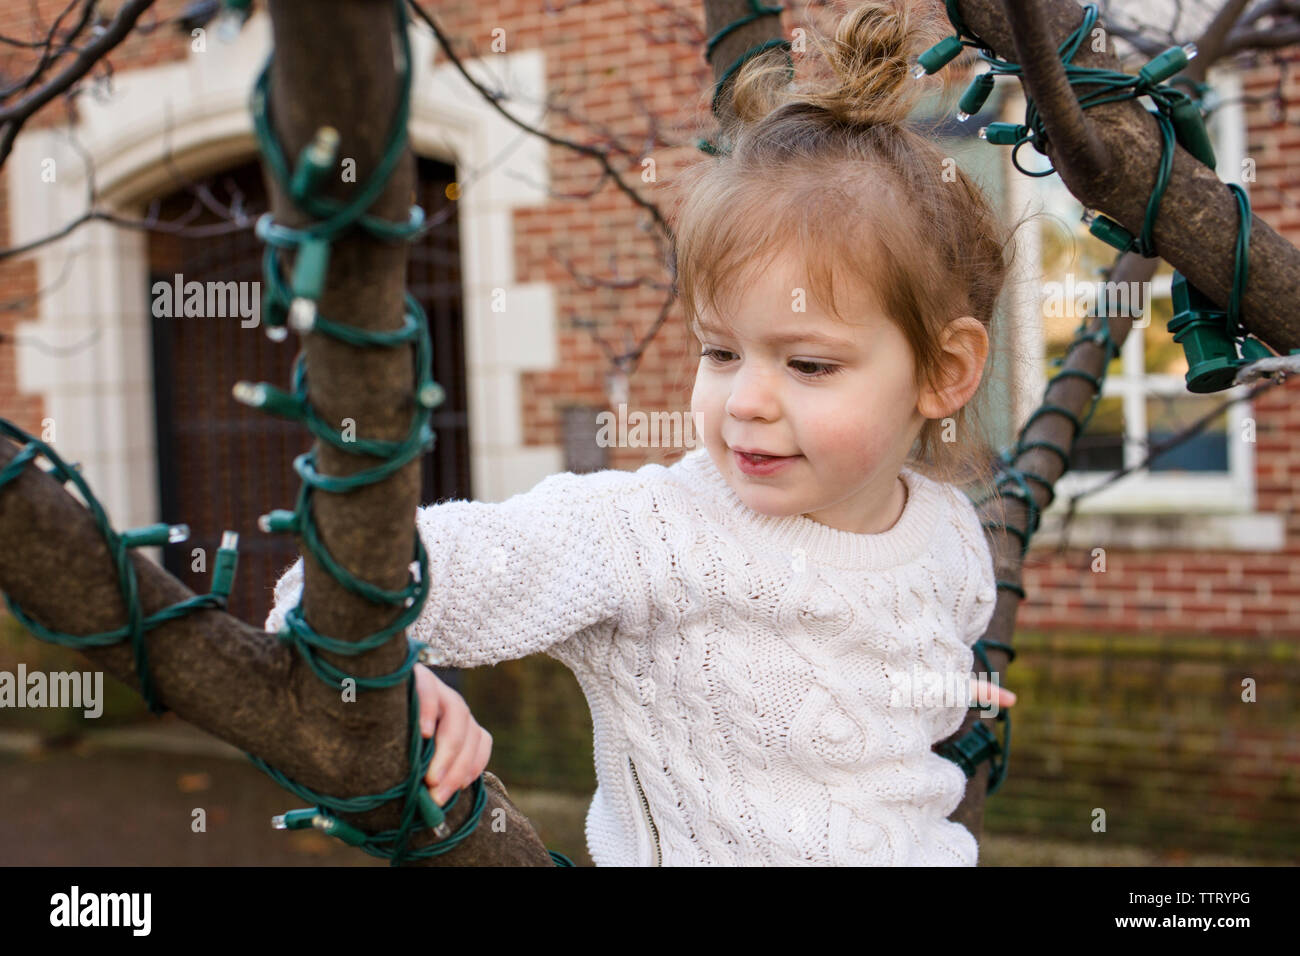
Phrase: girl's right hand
[{"left": 414, "top": 663, "right": 493, "bottom": 806}]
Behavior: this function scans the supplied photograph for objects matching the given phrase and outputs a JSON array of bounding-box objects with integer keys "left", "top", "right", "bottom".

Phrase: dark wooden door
[{"left": 148, "top": 156, "right": 470, "bottom": 630}]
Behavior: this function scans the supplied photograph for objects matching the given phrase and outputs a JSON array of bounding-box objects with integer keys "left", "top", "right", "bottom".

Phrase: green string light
[
  {"left": 1166, "top": 183, "right": 1266, "bottom": 392},
  {"left": 695, "top": 1, "right": 790, "bottom": 156},
  {"left": 922, "top": 5, "right": 1285, "bottom": 794},
  {"left": 230, "top": 0, "right": 583, "bottom": 866},
  {"left": 0, "top": 421, "right": 240, "bottom": 716},
  {"left": 920, "top": 1, "right": 1221, "bottom": 792},
  {"left": 937, "top": 639, "right": 1015, "bottom": 794},
  {"left": 931, "top": 0, "right": 1259, "bottom": 546},
  {"left": 928, "top": 3, "right": 1222, "bottom": 271}
]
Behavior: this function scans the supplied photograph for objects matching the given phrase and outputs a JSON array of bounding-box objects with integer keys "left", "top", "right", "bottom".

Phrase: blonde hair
[{"left": 670, "top": 0, "right": 1028, "bottom": 503}]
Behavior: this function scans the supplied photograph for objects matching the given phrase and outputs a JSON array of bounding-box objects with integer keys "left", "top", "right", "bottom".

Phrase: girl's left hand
[{"left": 969, "top": 677, "right": 1016, "bottom": 709}]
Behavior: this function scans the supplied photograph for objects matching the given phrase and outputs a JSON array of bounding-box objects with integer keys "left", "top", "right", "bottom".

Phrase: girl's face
[{"left": 690, "top": 247, "right": 927, "bottom": 535}]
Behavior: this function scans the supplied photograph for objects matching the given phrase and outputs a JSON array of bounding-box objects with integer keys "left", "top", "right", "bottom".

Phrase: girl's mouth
[{"left": 734, "top": 450, "right": 797, "bottom": 475}]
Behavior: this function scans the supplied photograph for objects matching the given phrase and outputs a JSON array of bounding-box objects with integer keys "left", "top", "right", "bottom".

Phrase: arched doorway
[{"left": 147, "top": 155, "right": 470, "bottom": 631}]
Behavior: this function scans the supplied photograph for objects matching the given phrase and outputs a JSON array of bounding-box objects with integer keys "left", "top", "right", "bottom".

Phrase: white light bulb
[
  {"left": 232, "top": 381, "right": 265, "bottom": 406},
  {"left": 289, "top": 298, "right": 316, "bottom": 332}
]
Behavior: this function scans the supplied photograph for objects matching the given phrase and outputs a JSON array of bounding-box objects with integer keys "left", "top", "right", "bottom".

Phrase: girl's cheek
[{"left": 816, "top": 415, "right": 889, "bottom": 467}]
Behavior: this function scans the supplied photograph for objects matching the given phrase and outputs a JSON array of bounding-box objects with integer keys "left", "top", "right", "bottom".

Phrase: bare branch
[
  {"left": 1223, "top": 19, "right": 1300, "bottom": 53},
  {"left": 0, "top": 0, "right": 156, "bottom": 167},
  {"left": 0, "top": 0, "right": 96, "bottom": 99},
  {"left": 405, "top": 0, "right": 672, "bottom": 239},
  {"left": 1004, "top": 0, "right": 1109, "bottom": 183},
  {"left": 1187, "top": 0, "right": 1259, "bottom": 76},
  {"left": 1101, "top": 22, "right": 1173, "bottom": 57}
]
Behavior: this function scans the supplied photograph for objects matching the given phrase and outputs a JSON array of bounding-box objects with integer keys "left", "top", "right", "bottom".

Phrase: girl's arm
[{"left": 264, "top": 468, "right": 638, "bottom": 668}]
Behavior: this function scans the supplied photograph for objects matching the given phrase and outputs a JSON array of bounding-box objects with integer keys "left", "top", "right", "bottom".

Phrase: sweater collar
[{"left": 675, "top": 446, "right": 942, "bottom": 571}]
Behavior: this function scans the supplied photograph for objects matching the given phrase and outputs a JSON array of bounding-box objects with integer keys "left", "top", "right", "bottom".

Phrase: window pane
[
  {"left": 1143, "top": 295, "right": 1188, "bottom": 377},
  {"left": 1071, "top": 394, "right": 1125, "bottom": 472},
  {"left": 1145, "top": 395, "right": 1229, "bottom": 472},
  {"left": 1043, "top": 313, "right": 1125, "bottom": 382},
  {"left": 1039, "top": 194, "right": 1116, "bottom": 278},
  {"left": 1040, "top": 208, "right": 1124, "bottom": 382}
]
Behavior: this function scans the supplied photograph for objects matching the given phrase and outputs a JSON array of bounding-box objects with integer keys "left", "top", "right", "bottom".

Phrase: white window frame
[{"left": 1006, "top": 65, "right": 1256, "bottom": 517}]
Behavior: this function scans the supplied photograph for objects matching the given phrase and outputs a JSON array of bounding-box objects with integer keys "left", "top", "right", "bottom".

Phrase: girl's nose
[{"left": 725, "top": 364, "right": 780, "bottom": 421}]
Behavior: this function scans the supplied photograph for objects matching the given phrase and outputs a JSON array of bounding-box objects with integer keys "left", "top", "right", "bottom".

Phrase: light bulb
[
  {"left": 289, "top": 298, "right": 316, "bottom": 332},
  {"left": 232, "top": 381, "right": 266, "bottom": 406}
]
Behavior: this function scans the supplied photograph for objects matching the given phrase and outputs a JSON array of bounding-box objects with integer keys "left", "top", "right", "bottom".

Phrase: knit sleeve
[{"left": 263, "top": 469, "right": 639, "bottom": 668}]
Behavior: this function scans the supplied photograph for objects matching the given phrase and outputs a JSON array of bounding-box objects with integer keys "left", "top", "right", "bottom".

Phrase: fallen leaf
[{"left": 177, "top": 772, "right": 211, "bottom": 793}]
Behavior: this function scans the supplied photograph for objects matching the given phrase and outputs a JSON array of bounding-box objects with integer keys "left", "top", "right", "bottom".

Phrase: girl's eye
[
  {"left": 700, "top": 348, "right": 841, "bottom": 378},
  {"left": 789, "top": 359, "right": 841, "bottom": 378},
  {"left": 699, "top": 347, "right": 735, "bottom": 364}
]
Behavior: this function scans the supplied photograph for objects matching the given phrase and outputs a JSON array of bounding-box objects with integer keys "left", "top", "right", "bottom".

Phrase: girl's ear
[{"left": 916, "top": 317, "right": 989, "bottom": 420}]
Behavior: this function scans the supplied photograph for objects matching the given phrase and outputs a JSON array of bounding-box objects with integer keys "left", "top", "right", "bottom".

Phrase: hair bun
[
  {"left": 807, "top": 0, "right": 942, "bottom": 126},
  {"left": 729, "top": 0, "right": 953, "bottom": 129}
]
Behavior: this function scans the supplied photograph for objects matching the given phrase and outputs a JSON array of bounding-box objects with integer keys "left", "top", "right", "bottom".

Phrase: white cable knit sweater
[{"left": 265, "top": 446, "right": 998, "bottom": 866}]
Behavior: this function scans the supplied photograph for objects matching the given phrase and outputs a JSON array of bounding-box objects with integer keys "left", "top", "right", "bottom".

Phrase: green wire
[
  {"left": 232, "top": 0, "right": 498, "bottom": 866},
  {"left": 240, "top": 0, "right": 580, "bottom": 866},
  {"left": 935, "top": 5, "right": 1256, "bottom": 794},
  {"left": 951, "top": 4, "right": 1234, "bottom": 269},
  {"left": 1226, "top": 182, "right": 1251, "bottom": 340},
  {"left": 696, "top": 1, "right": 791, "bottom": 155},
  {"left": 0, "top": 424, "right": 236, "bottom": 715},
  {"left": 942, "top": 1, "right": 1253, "bottom": 569}
]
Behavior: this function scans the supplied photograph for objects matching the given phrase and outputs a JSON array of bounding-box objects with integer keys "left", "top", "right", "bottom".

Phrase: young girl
[{"left": 267, "top": 0, "right": 1020, "bottom": 866}]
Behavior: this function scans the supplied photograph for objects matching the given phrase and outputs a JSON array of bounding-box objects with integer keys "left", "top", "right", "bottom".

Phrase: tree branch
[
  {"left": 1223, "top": 20, "right": 1300, "bottom": 54},
  {"left": 1187, "top": 0, "right": 1259, "bottom": 72},
  {"left": 965, "top": 0, "right": 1300, "bottom": 354},
  {"left": 1003, "top": 0, "right": 1109, "bottom": 183},
  {"left": 0, "top": 0, "right": 156, "bottom": 167},
  {"left": 405, "top": 0, "right": 672, "bottom": 239}
]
